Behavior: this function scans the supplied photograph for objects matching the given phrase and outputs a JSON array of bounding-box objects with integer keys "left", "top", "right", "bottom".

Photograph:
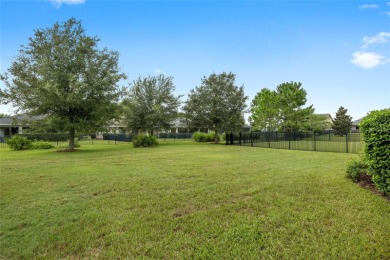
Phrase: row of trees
[
  {"left": 122, "top": 72, "right": 247, "bottom": 143},
  {"left": 0, "top": 18, "right": 353, "bottom": 150},
  {"left": 249, "top": 83, "right": 353, "bottom": 135}
]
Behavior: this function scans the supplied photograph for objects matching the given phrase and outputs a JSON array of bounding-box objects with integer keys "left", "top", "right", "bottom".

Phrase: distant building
[
  {"left": 317, "top": 113, "right": 334, "bottom": 130},
  {"left": 0, "top": 114, "right": 41, "bottom": 141},
  {"left": 351, "top": 118, "right": 363, "bottom": 132}
]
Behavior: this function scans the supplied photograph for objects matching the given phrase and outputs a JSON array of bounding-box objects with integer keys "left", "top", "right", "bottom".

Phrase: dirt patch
[
  {"left": 56, "top": 148, "right": 80, "bottom": 152},
  {"left": 357, "top": 175, "right": 389, "bottom": 202}
]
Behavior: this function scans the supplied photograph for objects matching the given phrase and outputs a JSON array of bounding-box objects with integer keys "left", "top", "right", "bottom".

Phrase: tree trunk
[
  {"left": 214, "top": 130, "right": 219, "bottom": 144},
  {"left": 69, "top": 127, "right": 76, "bottom": 151}
]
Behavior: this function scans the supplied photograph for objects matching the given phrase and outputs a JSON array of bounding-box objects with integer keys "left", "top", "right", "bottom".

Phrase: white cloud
[
  {"left": 351, "top": 51, "right": 386, "bottom": 69},
  {"left": 154, "top": 69, "right": 165, "bottom": 75},
  {"left": 386, "top": 11, "right": 390, "bottom": 17},
  {"left": 388, "top": 2, "right": 390, "bottom": 6},
  {"left": 49, "top": 0, "right": 85, "bottom": 8},
  {"left": 362, "top": 32, "right": 390, "bottom": 48},
  {"left": 358, "top": 4, "right": 379, "bottom": 10}
]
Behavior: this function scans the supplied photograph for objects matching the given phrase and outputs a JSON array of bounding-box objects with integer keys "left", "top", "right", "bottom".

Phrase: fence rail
[{"left": 226, "top": 131, "right": 363, "bottom": 153}]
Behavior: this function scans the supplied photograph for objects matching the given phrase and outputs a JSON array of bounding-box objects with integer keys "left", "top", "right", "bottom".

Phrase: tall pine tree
[{"left": 332, "top": 106, "right": 352, "bottom": 136}]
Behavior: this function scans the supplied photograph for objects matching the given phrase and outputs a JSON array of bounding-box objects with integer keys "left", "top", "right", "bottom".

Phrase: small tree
[
  {"left": 332, "top": 106, "right": 352, "bottom": 136},
  {"left": 249, "top": 88, "right": 279, "bottom": 131},
  {"left": 122, "top": 74, "right": 182, "bottom": 135},
  {"left": 277, "top": 82, "right": 314, "bottom": 132},
  {"left": 0, "top": 18, "right": 125, "bottom": 151},
  {"left": 183, "top": 72, "right": 247, "bottom": 143}
]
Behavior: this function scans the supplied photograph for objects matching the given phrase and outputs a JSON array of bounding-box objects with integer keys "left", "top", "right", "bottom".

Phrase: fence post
[
  {"left": 288, "top": 132, "right": 291, "bottom": 150},
  {"left": 268, "top": 132, "right": 271, "bottom": 148},
  {"left": 250, "top": 132, "right": 253, "bottom": 147},
  {"left": 239, "top": 132, "right": 242, "bottom": 146},
  {"left": 346, "top": 132, "right": 349, "bottom": 153},
  {"left": 313, "top": 131, "right": 316, "bottom": 151},
  {"left": 226, "top": 133, "right": 228, "bottom": 145}
]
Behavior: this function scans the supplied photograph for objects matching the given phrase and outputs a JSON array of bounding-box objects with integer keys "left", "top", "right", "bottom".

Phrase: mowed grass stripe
[{"left": 0, "top": 142, "right": 389, "bottom": 259}]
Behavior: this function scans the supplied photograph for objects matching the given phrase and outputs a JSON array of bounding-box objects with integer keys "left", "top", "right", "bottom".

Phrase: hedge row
[{"left": 360, "top": 109, "right": 390, "bottom": 196}]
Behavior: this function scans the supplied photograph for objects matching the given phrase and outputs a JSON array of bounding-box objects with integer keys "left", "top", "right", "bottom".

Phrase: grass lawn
[{"left": 0, "top": 141, "right": 389, "bottom": 259}]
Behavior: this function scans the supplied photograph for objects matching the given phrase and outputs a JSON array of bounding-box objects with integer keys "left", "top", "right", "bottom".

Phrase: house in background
[
  {"left": 351, "top": 118, "right": 363, "bottom": 132},
  {"left": 0, "top": 115, "right": 31, "bottom": 141},
  {"left": 317, "top": 113, "right": 334, "bottom": 130}
]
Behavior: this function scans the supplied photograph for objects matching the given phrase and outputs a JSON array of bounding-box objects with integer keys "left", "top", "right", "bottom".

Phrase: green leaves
[
  {"left": 122, "top": 74, "right": 182, "bottom": 134},
  {"left": 1, "top": 18, "right": 125, "bottom": 150},
  {"left": 183, "top": 72, "right": 248, "bottom": 142},
  {"left": 332, "top": 106, "right": 353, "bottom": 136},
  {"left": 360, "top": 108, "right": 390, "bottom": 195},
  {"left": 249, "top": 88, "right": 279, "bottom": 131},
  {"left": 250, "top": 82, "right": 314, "bottom": 132}
]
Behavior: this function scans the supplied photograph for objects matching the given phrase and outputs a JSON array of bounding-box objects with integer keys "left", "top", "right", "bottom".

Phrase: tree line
[{"left": 0, "top": 18, "right": 353, "bottom": 150}]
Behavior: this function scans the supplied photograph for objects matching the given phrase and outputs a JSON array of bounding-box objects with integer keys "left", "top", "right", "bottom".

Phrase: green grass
[{"left": 1, "top": 141, "right": 389, "bottom": 259}]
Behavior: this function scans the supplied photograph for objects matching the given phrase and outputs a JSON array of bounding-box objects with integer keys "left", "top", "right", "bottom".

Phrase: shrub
[
  {"left": 73, "top": 139, "right": 80, "bottom": 148},
  {"left": 207, "top": 132, "right": 219, "bottom": 142},
  {"left": 193, "top": 132, "right": 218, "bottom": 142},
  {"left": 132, "top": 134, "right": 158, "bottom": 148},
  {"left": 22, "top": 133, "right": 68, "bottom": 142},
  {"left": 193, "top": 132, "right": 208, "bottom": 142},
  {"left": 346, "top": 157, "right": 370, "bottom": 182},
  {"left": 31, "top": 140, "right": 55, "bottom": 149},
  {"left": 6, "top": 135, "right": 32, "bottom": 151},
  {"left": 360, "top": 108, "right": 390, "bottom": 195}
]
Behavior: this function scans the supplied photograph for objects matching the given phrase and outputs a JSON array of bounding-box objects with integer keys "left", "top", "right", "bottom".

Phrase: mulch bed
[{"left": 357, "top": 174, "right": 390, "bottom": 202}]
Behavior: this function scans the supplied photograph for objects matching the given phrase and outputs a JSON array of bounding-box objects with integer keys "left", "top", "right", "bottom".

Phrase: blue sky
[{"left": 1, "top": 0, "right": 389, "bottom": 121}]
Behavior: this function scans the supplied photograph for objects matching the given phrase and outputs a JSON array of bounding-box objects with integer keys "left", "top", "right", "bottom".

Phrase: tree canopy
[
  {"left": 0, "top": 18, "right": 125, "bottom": 150},
  {"left": 304, "top": 114, "right": 332, "bottom": 133},
  {"left": 250, "top": 81, "right": 314, "bottom": 132},
  {"left": 122, "top": 74, "right": 182, "bottom": 135},
  {"left": 183, "top": 72, "right": 247, "bottom": 142},
  {"left": 249, "top": 88, "right": 279, "bottom": 131},
  {"left": 277, "top": 82, "right": 314, "bottom": 132},
  {"left": 332, "top": 106, "right": 353, "bottom": 135}
]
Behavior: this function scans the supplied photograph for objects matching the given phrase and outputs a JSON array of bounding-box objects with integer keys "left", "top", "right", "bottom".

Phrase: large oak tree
[
  {"left": 183, "top": 72, "right": 247, "bottom": 143},
  {"left": 122, "top": 74, "right": 182, "bottom": 135},
  {"left": 0, "top": 18, "right": 125, "bottom": 150}
]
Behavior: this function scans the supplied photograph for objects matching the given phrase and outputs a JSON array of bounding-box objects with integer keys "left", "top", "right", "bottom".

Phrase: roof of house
[
  {"left": 352, "top": 118, "right": 363, "bottom": 126},
  {"left": 0, "top": 114, "right": 44, "bottom": 127},
  {"left": 171, "top": 118, "right": 188, "bottom": 128}
]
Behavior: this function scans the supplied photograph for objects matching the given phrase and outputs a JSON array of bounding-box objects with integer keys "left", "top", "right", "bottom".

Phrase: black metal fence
[
  {"left": 0, "top": 132, "right": 194, "bottom": 145},
  {"left": 102, "top": 133, "right": 193, "bottom": 142},
  {"left": 226, "top": 131, "right": 363, "bottom": 153}
]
